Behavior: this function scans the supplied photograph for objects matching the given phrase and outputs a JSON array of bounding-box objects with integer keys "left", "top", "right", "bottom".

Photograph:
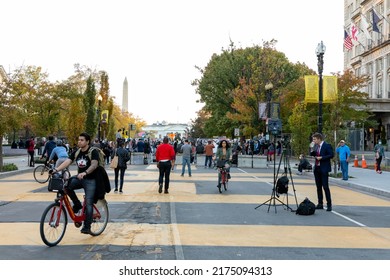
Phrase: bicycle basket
[
  {"left": 48, "top": 177, "right": 64, "bottom": 192},
  {"left": 216, "top": 160, "right": 227, "bottom": 168}
]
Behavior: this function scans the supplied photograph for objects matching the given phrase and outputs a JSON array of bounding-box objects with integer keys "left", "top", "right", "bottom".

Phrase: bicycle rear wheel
[
  {"left": 90, "top": 199, "right": 109, "bottom": 236},
  {"left": 40, "top": 202, "right": 68, "bottom": 247},
  {"left": 34, "top": 165, "right": 50, "bottom": 183}
]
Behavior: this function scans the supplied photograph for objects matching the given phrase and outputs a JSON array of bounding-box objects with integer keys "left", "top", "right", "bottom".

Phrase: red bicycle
[
  {"left": 216, "top": 160, "right": 230, "bottom": 193},
  {"left": 39, "top": 174, "right": 109, "bottom": 247}
]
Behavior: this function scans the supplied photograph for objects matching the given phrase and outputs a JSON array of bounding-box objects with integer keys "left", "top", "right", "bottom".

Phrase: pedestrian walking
[
  {"left": 114, "top": 140, "right": 130, "bottom": 193},
  {"left": 374, "top": 140, "right": 386, "bottom": 174},
  {"left": 336, "top": 140, "right": 351, "bottom": 180},
  {"left": 27, "top": 136, "right": 35, "bottom": 167},
  {"left": 180, "top": 139, "right": 192, "bottom": 177},
  {"left": 204, "top": 140, "right": 215, "bottom": 168},
  {"left": 156, "top": 136, "right": 176, "bottom": 194}
]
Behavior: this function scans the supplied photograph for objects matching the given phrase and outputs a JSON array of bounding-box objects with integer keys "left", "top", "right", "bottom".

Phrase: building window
[
  {"left": 368, "top": 82, "right": 373, "bottom": 98},
  {"left": 377, "top": 58, "right": 383, "bottom": 72},
  {"left": 355, "top": 67, "right": 361, "bottom": 77},
  {"left": 377, "top": 78, "right": 383, "bottom": 98},
  {"left": 367, "top": 62, "right": 373, "bottom": 75}
]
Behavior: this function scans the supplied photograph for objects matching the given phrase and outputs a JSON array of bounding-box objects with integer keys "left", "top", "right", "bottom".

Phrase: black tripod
[{"left": 255, "top": 136, "right": 298, "bottom": 213}]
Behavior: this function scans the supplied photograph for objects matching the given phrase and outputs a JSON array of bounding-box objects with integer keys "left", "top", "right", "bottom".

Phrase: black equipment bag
[
  {"left": 276, "top": 175, "right": 289, "bottom": 194},
  {"left": 296, "top": 197, "right": 316, "bottom": 215}
]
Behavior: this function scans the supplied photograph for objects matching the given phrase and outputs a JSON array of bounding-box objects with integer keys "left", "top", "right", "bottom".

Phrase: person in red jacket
[
  {"left": 27, "top": 136, "right": 35, "bottom": 167},
  {"left": 155, "top": 136, "right": 176, "bottom": 194}
]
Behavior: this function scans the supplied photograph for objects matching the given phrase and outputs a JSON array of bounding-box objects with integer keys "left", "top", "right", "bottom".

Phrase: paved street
[{"left": 1, "top": 151, "right": 390, "bottom": 260}]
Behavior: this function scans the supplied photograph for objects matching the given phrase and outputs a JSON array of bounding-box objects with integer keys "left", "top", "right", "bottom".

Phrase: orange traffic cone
[
  {"left": 361, "top": 155, "right": 367, "bottom": 168},
  {"left": 353, "top": 155, "right": 359, "bottom": 167}
]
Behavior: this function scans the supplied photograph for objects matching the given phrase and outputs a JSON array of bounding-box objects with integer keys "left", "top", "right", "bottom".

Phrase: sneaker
[
  {"left": 114, "top": 189, "right": 118, "bottom": 192},
  {"left": 80, "top": 226, "right": 91, "bottom": 234},
  {"left": 326, "top": 205, "right": 332, "bottom": 212},
  {"left": 296, "top": 172, "right": 302, "bottom": 175},
  {"left": 72, "top": 203, "right": 82, "bottom": 214},
  {"left": 180, "top": 174, "right": 184, "bottom": 177},
  {"left": 217, "top": 185, "right": 222, "bottom": 193},
  {"left": 315, "top": 204, "right": 324, "bottom": 210},
  {"left": 158, "top": 184, "right": 163, "bottom": 193},
  {"left": 189, "top": 174, "right": 192, "bottom": 177},
  {"left": 119, "top": 190, "right": 123, "bottom": 193},
  {"left": 164, "top": 189, "right": 169, "bottom": 194}
]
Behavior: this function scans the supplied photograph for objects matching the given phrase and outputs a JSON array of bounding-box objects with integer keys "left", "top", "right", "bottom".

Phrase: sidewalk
[{"left": 1, "top": 148, "right": 390, "bottom": 198}]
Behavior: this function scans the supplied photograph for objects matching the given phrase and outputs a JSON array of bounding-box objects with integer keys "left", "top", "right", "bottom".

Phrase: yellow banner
[
  {"left": 323, "top": 76, "right": 338, "bottom": 103},
  {"left": 304, "top": 75, "right": 337, "bottom": 103}
]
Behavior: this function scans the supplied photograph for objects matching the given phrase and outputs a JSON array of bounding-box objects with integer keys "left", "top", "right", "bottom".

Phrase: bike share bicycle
[
  {"left": 39, "top": 171, "right": 109, "bottom": 247},
  {"left": 216, "top": 159, "right": 230, "bottom": 193}
]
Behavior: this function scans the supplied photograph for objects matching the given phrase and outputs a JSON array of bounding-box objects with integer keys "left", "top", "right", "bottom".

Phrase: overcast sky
[{"left": 1, "top": 0, "right": 344, "bottom": 125}]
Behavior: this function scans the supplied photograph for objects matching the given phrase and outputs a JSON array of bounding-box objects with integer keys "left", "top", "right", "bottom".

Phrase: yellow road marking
[{"left": 2, "top": 223, "right": 390, "bottom": 248}]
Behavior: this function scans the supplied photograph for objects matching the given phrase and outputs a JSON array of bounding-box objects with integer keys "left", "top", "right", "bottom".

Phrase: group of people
[
  {"left": 297, "top": 133, "right": 388, "bottom": 212},
  {"left": 155, "top": 137, "right": 233, "bottom": 194},
  {"left": 37, "top": 129, "right": 386, "bottom": 234}
]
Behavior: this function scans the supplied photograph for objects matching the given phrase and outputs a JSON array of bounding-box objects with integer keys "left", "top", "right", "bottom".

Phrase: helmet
[{"left": 56, "top": 139, "right": 63, "bottom": 146}]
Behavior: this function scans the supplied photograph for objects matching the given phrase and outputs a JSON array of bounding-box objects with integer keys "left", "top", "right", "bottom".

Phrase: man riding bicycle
[
  {"left": 51, "top": 132, "right": 100, "bottom": 235},
  {"left": 213, "top": 139, "right": 232, "bottom": 193}
]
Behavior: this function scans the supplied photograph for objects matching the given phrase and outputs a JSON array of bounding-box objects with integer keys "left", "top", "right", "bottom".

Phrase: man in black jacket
[{"left": 310, "top": 132, "right": 334, "bottom": 212}]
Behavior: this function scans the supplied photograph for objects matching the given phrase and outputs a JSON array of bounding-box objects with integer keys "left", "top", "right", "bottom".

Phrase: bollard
[
  {"left": 353, "top": 155, "right": 359, "bottom": 167},
  {"left": 361, "top": 154, "right": 367, "bottom": 168}
]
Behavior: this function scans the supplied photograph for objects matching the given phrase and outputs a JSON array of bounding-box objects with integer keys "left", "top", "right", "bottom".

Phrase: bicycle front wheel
[
  {"left": 90, "top": 199, "right": 109, "bottom": 236},
  {"left": 34, "top": 165, "right": 50, "bottom": 183},
  {"left": 40, "top": 202, "right": 68, "bottom": 247}
]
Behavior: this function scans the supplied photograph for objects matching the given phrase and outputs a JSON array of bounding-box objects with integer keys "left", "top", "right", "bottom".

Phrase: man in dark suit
[{"left": 310, "top": 132, "right": 334, "bottom": 212}]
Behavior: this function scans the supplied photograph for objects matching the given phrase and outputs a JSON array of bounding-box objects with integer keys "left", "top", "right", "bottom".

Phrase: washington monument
[{"left": 122, "top": 77, "right": 128, "bottom": 112}]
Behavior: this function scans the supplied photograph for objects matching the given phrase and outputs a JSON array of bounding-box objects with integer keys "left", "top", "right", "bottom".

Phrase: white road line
[
  {"left": 237, "top": 167, "right": 368, "bottom": 227},
  {"left": 169, "top": 194, "right": 184, "bottom": 260}
]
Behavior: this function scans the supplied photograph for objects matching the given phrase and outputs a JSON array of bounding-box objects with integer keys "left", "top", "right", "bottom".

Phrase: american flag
[{"left": 344, "top": 30, "right": 353, "bottom": 50}]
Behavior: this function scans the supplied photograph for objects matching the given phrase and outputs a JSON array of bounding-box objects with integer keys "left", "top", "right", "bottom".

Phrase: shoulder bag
[{"left": 110, "top": 149, "right": 118, "bottom": 169}]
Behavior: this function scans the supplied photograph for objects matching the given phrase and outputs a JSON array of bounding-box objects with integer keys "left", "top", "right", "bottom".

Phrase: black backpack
[
  {"left": 276, "top": 175, "right": 289, "bottom": 195},
  {"left": 296, "top": 197, "right": 316, "bottom": 215}
]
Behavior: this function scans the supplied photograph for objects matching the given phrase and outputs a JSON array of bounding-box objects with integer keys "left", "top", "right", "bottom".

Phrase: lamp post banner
[
  {"left": 304, "top": 75, "right": 337, "bottom": 103},
  {"left": 323, "top": 76, "right": 338, "bottom": 103},
  {"left": 304, "top": 75, "right": 319, "bottom": 103},
  {"left": 258, "top": 102, "right": 267, "bottom": 120}
]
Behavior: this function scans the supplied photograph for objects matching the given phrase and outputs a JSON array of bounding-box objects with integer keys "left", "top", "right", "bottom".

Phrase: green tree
[{"left": 84, "top": 76, "right": 98, "bottom": 138}]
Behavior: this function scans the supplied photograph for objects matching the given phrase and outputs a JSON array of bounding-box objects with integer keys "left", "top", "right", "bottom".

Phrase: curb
[{"left": 0, "top": 168, "right": 32, "bottom": 179}]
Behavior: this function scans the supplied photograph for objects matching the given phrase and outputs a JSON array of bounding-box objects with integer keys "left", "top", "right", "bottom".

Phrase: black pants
[
  {"left": 114, "top": 167, "right": 126, "bottom": 190},
  {"left": 376, "top": 156, "right": 383, "bottom": 171},
  {"left": 314, "top": 167, "right": 332, "bottom": 206},
  {"left": 158, "top": 161, "right": 172, "bottom": 190},
  {"left": 28, "top": 151, "right": 35, "bottom": 167}
]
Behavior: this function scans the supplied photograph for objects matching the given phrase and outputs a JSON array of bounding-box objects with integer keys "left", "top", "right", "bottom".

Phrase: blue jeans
[
  {"left": 181, "top": 157, "right": 192, "bottom": 176},
  {"left": 205, "top": 155, "right": 213, "bottom": 167},
  {"left": 67, "top": 177, "right": 96, "bottom": 229},
  {"left": 340, "top": 160, "right": 348, "bottom": 180}
]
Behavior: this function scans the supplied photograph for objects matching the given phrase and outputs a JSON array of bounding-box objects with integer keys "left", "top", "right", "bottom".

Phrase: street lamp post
[
  {"left": 316, "top": 41, "right": 326, "bottom": 134},
  {"left": 97, "top": 95, "right": 102, "bottom": 141}
]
